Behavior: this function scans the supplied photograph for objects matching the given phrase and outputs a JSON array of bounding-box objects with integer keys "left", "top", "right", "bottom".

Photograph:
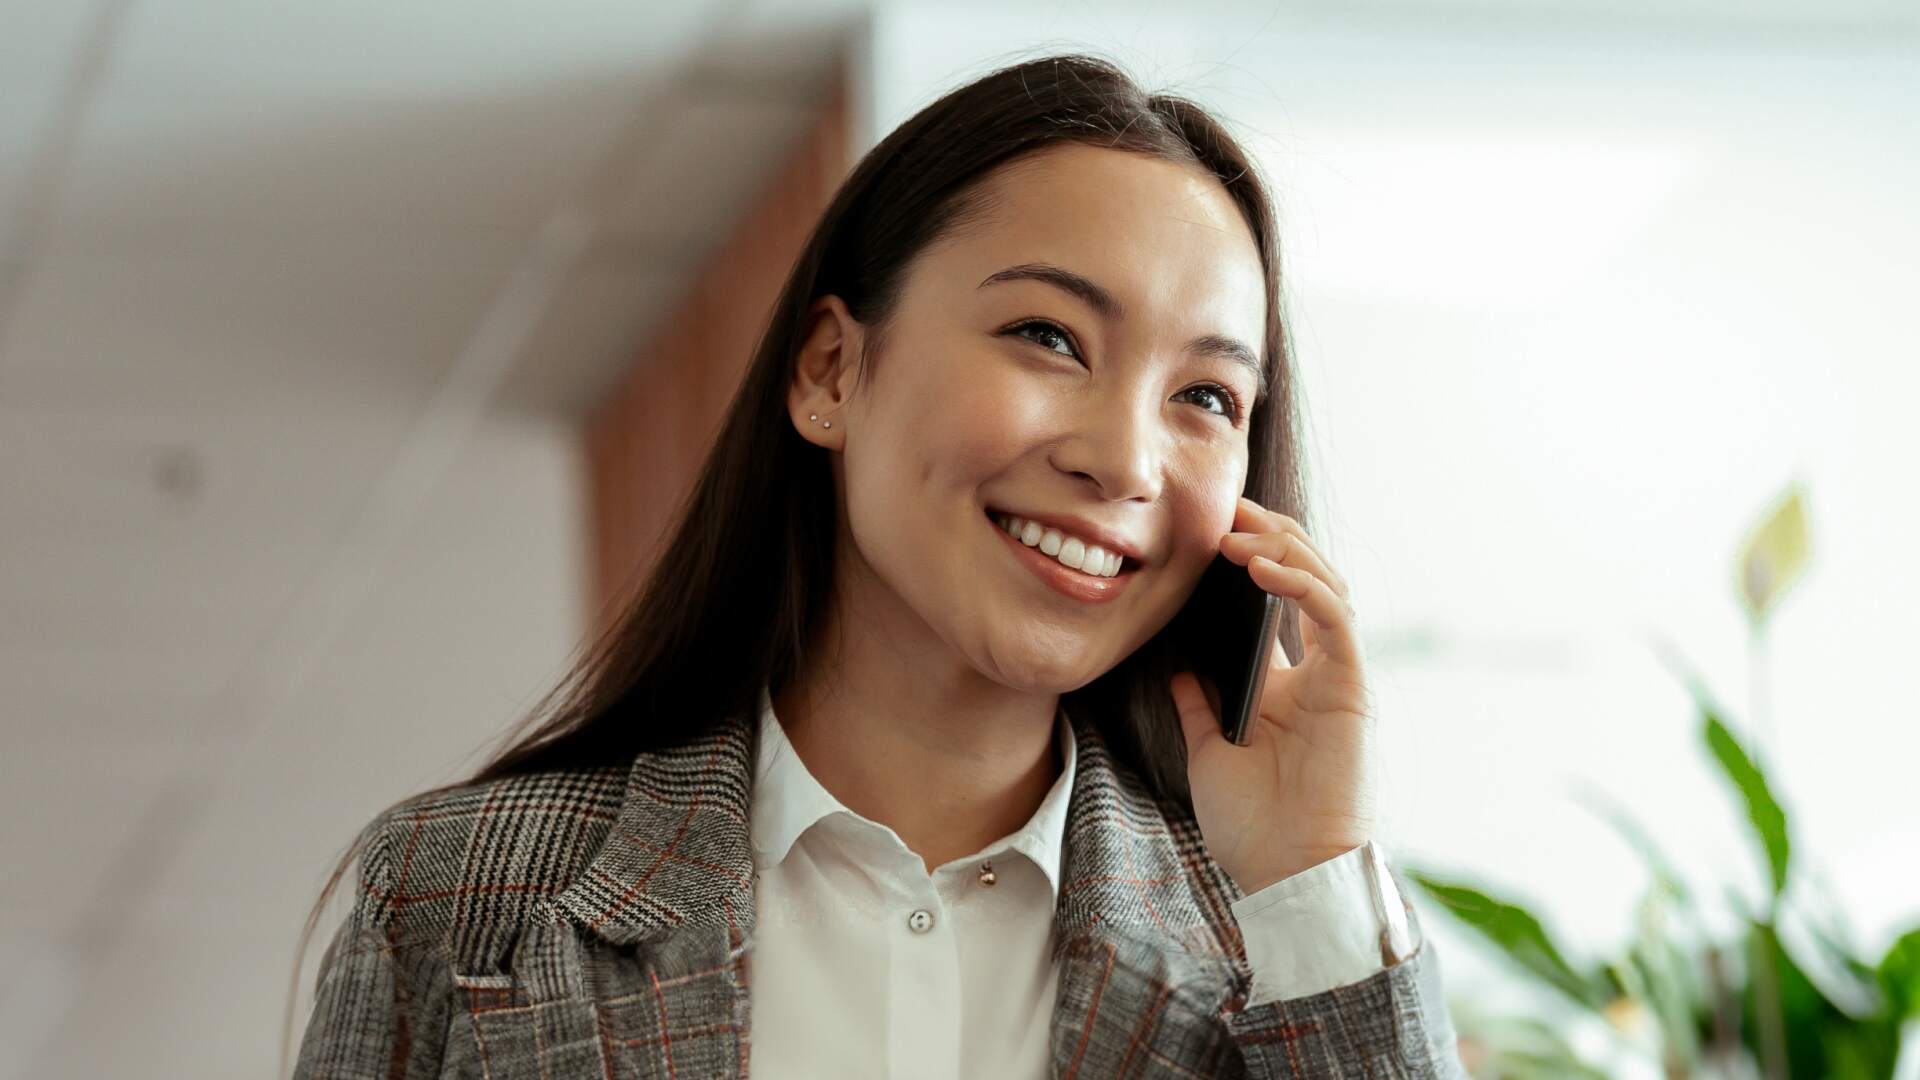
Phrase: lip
[{"left": 987, "top": 508, "right": 1138, "bottom": 604}]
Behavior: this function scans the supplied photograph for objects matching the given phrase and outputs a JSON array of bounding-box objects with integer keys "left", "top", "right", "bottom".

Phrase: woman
[{"left": 292, "top": 53, "right": 1466, "bottom": 1078}]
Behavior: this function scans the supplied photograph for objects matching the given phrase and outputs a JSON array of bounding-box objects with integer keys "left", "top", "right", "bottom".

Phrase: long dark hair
[{"left": 287, "top": 47, "right": 1310, "bottom": 1062}]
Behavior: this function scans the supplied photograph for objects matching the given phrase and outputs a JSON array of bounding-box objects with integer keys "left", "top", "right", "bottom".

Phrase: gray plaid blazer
[{"left": 296, "top": 701, "right": 1467, "bottom": 1078}]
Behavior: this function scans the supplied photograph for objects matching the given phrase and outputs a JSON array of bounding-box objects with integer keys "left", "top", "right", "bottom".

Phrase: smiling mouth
[{"left": 982, "top": 507, "right": 1143, "bottom": 578}]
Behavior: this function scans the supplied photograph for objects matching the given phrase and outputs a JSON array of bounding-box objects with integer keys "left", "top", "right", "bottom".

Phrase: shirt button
[{"left": 907, "top": 909, "right": 934, "bottom": 933}]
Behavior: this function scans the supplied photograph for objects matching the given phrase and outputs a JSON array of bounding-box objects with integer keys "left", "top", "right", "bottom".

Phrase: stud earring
[{"left": 808, "top": 412, "right": 831, "bottom": 429}]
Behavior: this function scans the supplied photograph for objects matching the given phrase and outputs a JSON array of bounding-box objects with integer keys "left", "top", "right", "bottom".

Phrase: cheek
[
  {"left": 1167, "top": 450, "right": 1247, "bottom": 543},
  {"left": 842, "top": 342, "right": 1043, "bottom": 522},
  {"left": 923, "top": 360, "right": 1056, "bottom": 481}
]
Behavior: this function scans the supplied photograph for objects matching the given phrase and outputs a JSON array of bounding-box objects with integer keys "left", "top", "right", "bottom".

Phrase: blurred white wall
[
  {"left": 0, "top": 1, "right": 837, "bottom": 1076},
  {"left": 863, "top": 1, "right": 1920, "bottom": 1050}
]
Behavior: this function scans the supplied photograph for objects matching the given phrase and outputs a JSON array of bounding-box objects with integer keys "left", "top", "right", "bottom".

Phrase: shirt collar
[
  {"left": 748, "top": 683, "right": 1078, "bottom": 900},
  {"left": 543, "top": 689, "right": 1246, "bottom": 998}
]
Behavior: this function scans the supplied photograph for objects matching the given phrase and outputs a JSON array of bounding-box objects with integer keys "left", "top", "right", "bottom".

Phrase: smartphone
[{"left": 1174, "top": 551, "right": 1286, "bottom": 746}]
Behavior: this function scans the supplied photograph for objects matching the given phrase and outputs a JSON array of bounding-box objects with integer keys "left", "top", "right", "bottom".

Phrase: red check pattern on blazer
[{"left": 296, "top": 701, "right": 1468, "bottom": 1078}]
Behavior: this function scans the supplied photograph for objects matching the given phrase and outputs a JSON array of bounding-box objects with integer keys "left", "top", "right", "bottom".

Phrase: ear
[{"left": 789, "top": 295, "right": 864, "bottom": 448}]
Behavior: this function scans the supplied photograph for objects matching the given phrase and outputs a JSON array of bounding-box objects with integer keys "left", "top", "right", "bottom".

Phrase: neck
[{"left": 774, "top": 561, "right": 1063, "bottom": 875}]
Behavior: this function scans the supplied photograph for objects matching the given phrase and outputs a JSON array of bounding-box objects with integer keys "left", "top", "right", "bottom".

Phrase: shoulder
[{"left": 343, "top": 761, "right": 631, "bottom": 959}]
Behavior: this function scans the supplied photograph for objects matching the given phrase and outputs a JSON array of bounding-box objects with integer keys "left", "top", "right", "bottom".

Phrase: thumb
[{"left": 1169, "top": 671, "right": 1223, "bottom": 765}]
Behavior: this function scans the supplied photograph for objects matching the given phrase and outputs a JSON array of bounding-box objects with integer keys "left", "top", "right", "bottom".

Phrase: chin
[{"left": 978, "top": 644, "right": 1105, "bottom": 695}]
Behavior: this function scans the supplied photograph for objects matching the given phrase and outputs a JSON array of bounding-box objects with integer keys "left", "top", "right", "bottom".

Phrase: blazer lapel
[
  {"left": 539, "top": 711, "right": 761, "bottom": 1078},
  {"left": 543, "top": 710, "right": 761, "bottom": 947},
  {"left": 539, "top": 703, "right": 1250, "bottom": 1079},
  {"left": 1047, "top": 705, "right": 1252, "bottom": 1078}
]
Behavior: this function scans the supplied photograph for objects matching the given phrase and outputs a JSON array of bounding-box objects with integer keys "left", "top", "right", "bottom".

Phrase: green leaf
[
  {"left": 1403, "top": 868, "right": 1615, "bottom": 1012},
  {"left": 1774, "top": 898, "right": 1887, "bottom": 1023},
  {"left": 1458, "top": 1015, "right": 1615, "bottom": 1080},
  {"left": 1626, "top": 888, "right": 1703, "bottom": 1067},
  {"left": 1797, "top": 870, "right": 1881, "bottom": 992},
  {"left": 1645, "top": 627, "right": 1792, "bottom": 900},
  {"left": 1741, "top": 921, "right": 1889, "bottom": 1079},
  {"left": 1568, "top": 782, "right": 1695, "bottom": 909},
  {"left": 1820, "top": 1024, "right": 1901, "bottom": 1080},
  {"left": 1878, "top": 927, "right": 1920, "bottom": 1021},
  {"left": 1703, "top": 708, "right": 1791, "bottom": 898}
]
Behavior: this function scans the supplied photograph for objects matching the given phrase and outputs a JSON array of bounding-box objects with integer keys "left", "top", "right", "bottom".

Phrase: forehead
[{"left": 925, "top": 143, "right": 1266, "bottom": 345}]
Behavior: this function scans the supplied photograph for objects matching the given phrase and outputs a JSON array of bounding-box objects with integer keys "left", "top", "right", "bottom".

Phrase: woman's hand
[{"left": 1169, "top": 496, "right": 1378, "bottom": 896}]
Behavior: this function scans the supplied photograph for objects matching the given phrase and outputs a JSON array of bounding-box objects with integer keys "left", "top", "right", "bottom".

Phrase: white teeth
[
  {"left": 995, "top": 513, "right": 1126, "bottom": 579},
  {"left": 1058, "top": 537, "right": 1085, "bottom": 569},
  {"left": 1090, "top": 541, "right": 1121, "bottom": 576}
]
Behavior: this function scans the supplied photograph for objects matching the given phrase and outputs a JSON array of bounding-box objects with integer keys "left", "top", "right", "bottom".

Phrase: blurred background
[{"left": 2, "top": 1, "right": 1915, "bottom": 1076}]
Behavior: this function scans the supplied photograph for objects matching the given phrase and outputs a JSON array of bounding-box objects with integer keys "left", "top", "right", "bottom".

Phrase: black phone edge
[{"left": 1223, "top": 593, "right": 1286, "bottom": 745}]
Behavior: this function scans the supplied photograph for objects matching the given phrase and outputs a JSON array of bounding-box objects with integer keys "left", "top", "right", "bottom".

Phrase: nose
[{"left": 1049, "top": 388, "right": 1163, "bottom": 503}]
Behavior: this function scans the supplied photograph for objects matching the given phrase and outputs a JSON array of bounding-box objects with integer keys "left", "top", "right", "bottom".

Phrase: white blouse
[{"left": 746, "top": 683, "right": 1402, "bottom": 1079}]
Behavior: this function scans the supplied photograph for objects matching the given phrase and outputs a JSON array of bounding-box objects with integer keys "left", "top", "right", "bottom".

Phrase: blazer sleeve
[
  {"left": 1221, "top": 864, "right": 1470, "bottom": 1078},
  {"left": 293, "top": 816, "right": 456, "bottom": 1080}
]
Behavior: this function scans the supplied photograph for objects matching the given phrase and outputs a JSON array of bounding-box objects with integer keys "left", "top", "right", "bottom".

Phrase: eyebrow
[{"left": 977, "top": 262, "right": 1265, "bottom": 406}]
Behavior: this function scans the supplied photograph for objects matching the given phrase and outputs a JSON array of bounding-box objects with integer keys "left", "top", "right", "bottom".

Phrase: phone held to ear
[{"left": 1178, "top": 551, "right": 1285, "bottom": 746}]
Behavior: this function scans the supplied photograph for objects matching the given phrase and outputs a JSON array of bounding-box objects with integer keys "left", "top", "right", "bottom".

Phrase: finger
[
  {"left": 1248, "top": 555, "right": 1362, "bottom": 668},
  {"left": 1231, "top": 510, "right": 1348, "bottom": 598},
  {"left": 1220, "top": 529, "right": 1343, "bottom": 595},
  {"left": 1169, "top": 670, "right": 1226, "bottom": 763},
  {"left": 1232, "top": 499, "right": 1349, "bottom": 598}
]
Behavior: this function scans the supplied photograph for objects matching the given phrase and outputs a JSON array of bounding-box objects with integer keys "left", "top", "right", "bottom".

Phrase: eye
[
  {"left": 1004, "top": 318, "right": 1248, "bottom": 424},
  {"left": 1180, "top": 383, "right": 1247, "bottom": 424},
  {"left": 1005, "top": 318, "right": 1080, "bottom": 359}
]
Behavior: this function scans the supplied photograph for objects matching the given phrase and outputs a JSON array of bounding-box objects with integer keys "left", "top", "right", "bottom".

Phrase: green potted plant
[{"left": 1402, "top": 482, "right": 1920, "bottom": 1078}]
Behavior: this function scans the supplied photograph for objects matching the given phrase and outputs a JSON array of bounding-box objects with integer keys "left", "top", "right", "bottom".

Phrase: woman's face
[{"left": 798, "top": 142, "right": 1268, "bottom": 693}]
